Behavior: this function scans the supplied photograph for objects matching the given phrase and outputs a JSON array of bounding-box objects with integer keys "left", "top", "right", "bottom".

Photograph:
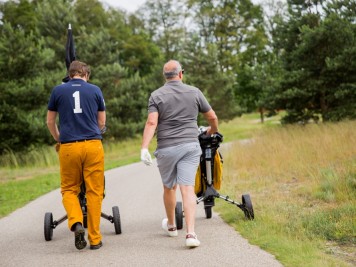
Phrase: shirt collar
[
  {"left": 69, "top": 78, "right": 86, "bottom": 83},
  {"left": 165, "top": 80, "right": 183, "bottom": 85}
]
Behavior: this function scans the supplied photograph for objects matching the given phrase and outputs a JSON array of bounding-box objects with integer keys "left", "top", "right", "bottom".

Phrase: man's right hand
[
  {"left": 206, "top": 126, "right": 218, "bottom": 136},
  {"left": 141, "top": 148, "right": 153, "bottom": 166},
  {"left": 55, "top": 143, "right": 60, "bottom": 153}
]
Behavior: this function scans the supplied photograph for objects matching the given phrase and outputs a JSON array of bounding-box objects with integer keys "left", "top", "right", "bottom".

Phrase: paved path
[{"left": 0, "top": 158, "right": 283, "bottom": 267}]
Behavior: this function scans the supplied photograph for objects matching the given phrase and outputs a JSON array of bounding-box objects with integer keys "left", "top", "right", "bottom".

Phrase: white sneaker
[
  {"left": 186, "top": 233, "right": 200, "bottom": 247},
  {"left": 161, "top": 218, "right": 178, "bottom": 237}
]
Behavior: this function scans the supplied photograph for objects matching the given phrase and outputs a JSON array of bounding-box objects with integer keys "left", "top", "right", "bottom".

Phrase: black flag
[{"left": 62, "top": 24, "right": 76, "bottom": 83}]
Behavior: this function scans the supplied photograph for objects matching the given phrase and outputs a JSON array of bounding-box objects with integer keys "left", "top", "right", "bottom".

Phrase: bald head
[{"left": 163, "top": 60, "right": 183, "bottom": 80}]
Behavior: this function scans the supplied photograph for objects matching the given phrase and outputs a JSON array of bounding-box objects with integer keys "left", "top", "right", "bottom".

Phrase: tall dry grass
[
  {"left": 217, "top": 120, "right": 356, "bottom": 267},
  {"left": 0, "top": 145, "right": 60, "bottom": 183}
]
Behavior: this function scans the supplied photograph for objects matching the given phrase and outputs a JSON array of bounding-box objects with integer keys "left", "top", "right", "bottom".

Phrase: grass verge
[
  {"left": 215, "top": 120, "right": 356, "bottom": 267},
  {"left": 0, "top": 173, "right": 60, "bottom": 217}
]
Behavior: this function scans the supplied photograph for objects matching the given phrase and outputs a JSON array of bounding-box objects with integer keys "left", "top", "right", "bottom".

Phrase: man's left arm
[
  {"left": 203, "top": 109, "right": 219, "bottom": 135},
  {"left": 97, "top": 111, "right": 106, "bottom": 132}
]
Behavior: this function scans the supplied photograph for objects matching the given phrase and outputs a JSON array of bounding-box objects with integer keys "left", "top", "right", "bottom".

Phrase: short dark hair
[{"left": 69, "top": 61, "right": 91, "bottom": 78}]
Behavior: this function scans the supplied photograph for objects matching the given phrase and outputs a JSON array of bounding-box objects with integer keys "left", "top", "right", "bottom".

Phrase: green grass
[
  {"left": 0, "top": 173, "right": 60, "bottom": 217},
  {"left": 218, "top": 112, "right": 281, "bottom": 142}
]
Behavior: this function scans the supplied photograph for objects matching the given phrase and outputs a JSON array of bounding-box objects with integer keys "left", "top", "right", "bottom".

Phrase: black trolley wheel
[
  {"left": 112, "top": 206, "right": 122, "bottom": 234},
  {"left": 44, "top": 212, "right": 54, "bottom": 241},
  {"left": 204, "top": 206, "right": 212, "bottom": 219},
  {"left": 242, "top": 194, "right": 254, "bottom": 220},
  {"left": 175, "top": 201, "right": 183, "bottom": 230}
]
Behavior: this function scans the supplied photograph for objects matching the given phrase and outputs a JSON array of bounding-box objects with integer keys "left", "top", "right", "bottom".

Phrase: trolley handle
[{"left": 198, "top": 131, "right": 223, "bottom": 147}]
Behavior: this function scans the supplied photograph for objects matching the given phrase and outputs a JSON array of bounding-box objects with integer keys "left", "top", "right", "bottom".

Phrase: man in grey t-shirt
[{"left": 141, "top": 60, "right": 219, "bottom": 248}]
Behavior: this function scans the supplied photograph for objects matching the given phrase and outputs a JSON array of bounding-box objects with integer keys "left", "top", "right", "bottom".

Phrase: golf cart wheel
[
  {"left": 175, "top": 201, "right": 183, "bottom": 230},
  {"left": 242, "top": 194, "right": 254, "bottom": 220},
  {"left": 204, "top": 206, "right": 212, "bottom": 219},
  {"left": 44, "top": 212, "right": 54, "bottom": 241},
  {"left": 112, "top": 206, "right": 122, "bottom": 234}
]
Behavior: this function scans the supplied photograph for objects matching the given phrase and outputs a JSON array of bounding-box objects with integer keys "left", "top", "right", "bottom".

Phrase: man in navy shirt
[{"left": 47, "top": 60, "right": 106, "bottom": 250}]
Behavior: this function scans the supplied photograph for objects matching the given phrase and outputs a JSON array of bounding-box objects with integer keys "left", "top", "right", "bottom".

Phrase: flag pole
[{"left": 63, "top": 23, "right": 76, "bottom": 83}]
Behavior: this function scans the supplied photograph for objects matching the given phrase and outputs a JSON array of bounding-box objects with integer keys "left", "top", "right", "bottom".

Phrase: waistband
[{"left": 61, "top": 139, "right": 101, "bottom": 144}]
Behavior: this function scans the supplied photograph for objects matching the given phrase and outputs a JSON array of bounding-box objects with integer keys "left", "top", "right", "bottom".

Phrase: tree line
[{"left": 0, "top": 0, "right": 355, "bottom": 154}]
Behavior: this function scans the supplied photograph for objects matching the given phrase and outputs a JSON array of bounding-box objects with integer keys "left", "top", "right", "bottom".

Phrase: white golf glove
[{"left": 141, "top": 148, "right": 153, "bottom": 166}]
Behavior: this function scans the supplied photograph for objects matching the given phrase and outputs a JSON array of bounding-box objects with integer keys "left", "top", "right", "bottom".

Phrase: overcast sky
[
  {"left": 100, "top": 0, "right": 146, "bottom": 13},
  {"left": 100, "top": 0, "right": 266, "bottom": 13}
]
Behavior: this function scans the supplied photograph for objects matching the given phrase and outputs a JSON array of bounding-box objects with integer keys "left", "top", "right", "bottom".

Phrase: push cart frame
[
  {"left": 44, "top": 181, "right": 121, "bottom": 241},
  {"left": 175, "top": 131, "right": 254, "bottom": 229}
]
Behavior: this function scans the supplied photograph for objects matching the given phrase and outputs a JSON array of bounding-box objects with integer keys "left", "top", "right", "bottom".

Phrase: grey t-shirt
[{"left": 148, "top": 80, "right": 211, "bottom": 149}]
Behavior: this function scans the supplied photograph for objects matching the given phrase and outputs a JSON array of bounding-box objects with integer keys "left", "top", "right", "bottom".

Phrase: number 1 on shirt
[{"left": 73, "top": 91, "right": 83, "bottom": 113}]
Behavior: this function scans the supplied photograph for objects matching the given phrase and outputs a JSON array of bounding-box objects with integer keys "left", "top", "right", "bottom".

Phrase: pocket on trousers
[
  {"left": 186, "top": 143, "right": 201, "bottom": 155},
  {"left": 154, "top": 150, "right": 165, "bottom": 159}
]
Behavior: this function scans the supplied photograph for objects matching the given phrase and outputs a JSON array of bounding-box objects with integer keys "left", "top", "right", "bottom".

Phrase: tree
[
  {"left": 271, "top": 0, "right": 356, "bottom": 123},
  {"left": 138, "top": 0, "right": 188, "bottom": 61},
  {"left": 181, "top": 38, "right": 241, "bottom": 121},
  {"left": 187, "top": 0, "right": 266, "bottom": 72},
  {"left": 0, "top": 0, "right": 38, "bottom": 33},
  {"left": 74, "top": 0, "right": 108, "bottom": 31},
  {"left": 36, "top": 0, "right": 77, "bottom": 67},
  {"left": 187, "top": 0, "right": 269, "bottom": 122}
]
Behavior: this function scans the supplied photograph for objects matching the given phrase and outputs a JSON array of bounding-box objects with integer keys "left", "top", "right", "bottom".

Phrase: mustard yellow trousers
[{"left": 59, "top": 140, "right": 104, "bottom": 246}]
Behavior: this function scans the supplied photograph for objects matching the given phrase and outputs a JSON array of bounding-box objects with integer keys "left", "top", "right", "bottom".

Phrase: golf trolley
[
  {"left": 44, "top": 180, "right": 122, "bottom": 241},
  {"left": 175, "top": 130, "right": 254, "bottom": 229}
]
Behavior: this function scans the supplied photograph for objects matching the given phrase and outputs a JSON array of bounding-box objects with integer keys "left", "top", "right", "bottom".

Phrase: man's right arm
[
  {"left": 203, "top": 109, "right": 219, "bottom": 135},
  {"left": 140, "top": 111, "right": 158, "bottom": 166},
  {"left": 141, "top": 111, "right": 158, "bottom": 149},
  {"left": 46, "top": 110, "right": 60, "bottom": 142}
]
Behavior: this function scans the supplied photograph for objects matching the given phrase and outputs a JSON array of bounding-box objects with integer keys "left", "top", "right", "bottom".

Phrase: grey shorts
[{"left": 154, "top": 142, "right": 202, "bottom": 189}]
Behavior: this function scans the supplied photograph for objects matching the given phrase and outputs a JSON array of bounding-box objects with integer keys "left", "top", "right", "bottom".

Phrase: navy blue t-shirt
[{"left": 48, "top": 79, "right": 106, "bottom": 143}]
